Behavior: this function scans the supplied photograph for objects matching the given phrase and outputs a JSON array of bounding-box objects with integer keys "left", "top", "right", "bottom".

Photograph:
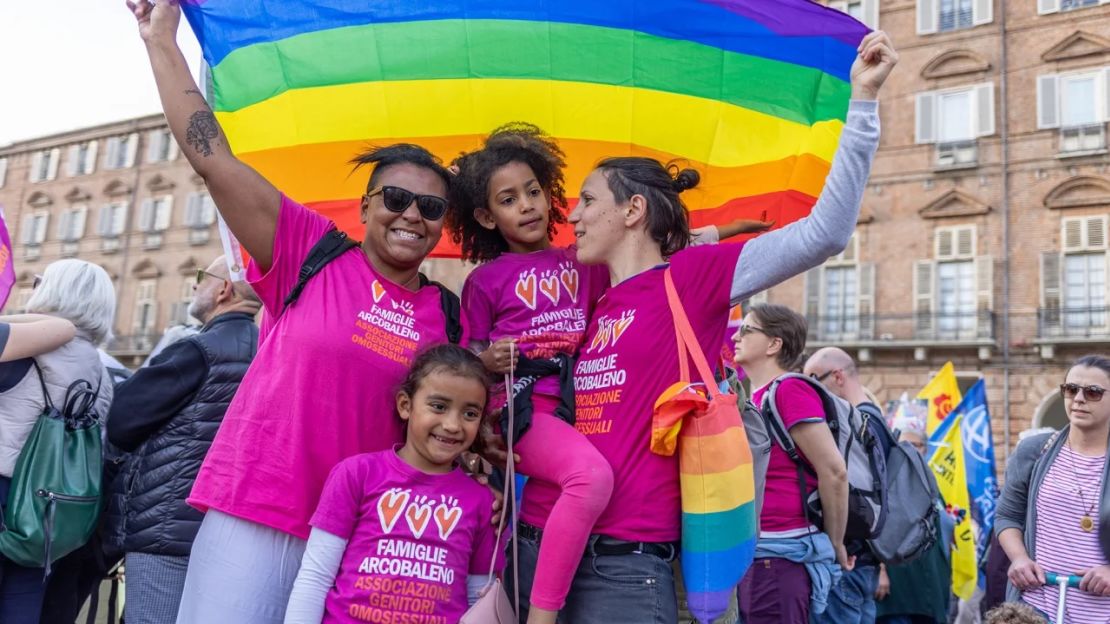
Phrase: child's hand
[
  {"left": 734, "top": 219, "right": 774, "bottom": 234},
  {"left": 480, "top": 338, "right": 518, "bottom": 374}
]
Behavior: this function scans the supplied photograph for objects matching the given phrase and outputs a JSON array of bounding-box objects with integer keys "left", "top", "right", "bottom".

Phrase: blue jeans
[
  {"left": 812, "top": 565, "right": 877, "bottom": 624},
  {"left": 507, "top": 529, "right": 678, "bottom": 624},
  {"left": 0, "top": 476, "right": 47, "bottom": 624}
]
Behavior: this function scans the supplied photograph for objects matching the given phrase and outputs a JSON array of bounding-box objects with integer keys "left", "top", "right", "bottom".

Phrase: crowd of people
[{"left": 0, "top": 1, "right": 1106, "bottom": 623}]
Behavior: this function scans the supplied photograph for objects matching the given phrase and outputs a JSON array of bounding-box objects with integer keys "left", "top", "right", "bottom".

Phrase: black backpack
[{"left": 280, "top": 229, "right": 462, "bottom": 344}]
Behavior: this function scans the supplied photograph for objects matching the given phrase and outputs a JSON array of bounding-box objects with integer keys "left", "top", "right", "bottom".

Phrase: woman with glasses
[
  {"left": 0, "top": 259, "right": 116, "bottom": 623},
  {"left": 128, "top": 3, "right": 464, "bottom": 622},
  {"left": 996, "top": 354, "right": 1110, "bottom": 620}
]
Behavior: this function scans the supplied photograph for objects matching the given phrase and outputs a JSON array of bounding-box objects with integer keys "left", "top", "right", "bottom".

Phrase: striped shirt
[{"left": 1024, "top": 445, "right": 1110, "bottom": 623}]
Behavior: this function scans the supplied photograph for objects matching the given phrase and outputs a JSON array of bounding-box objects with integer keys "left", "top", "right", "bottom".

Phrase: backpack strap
[
  {"left": 280, "top": 229, "right": 359, "bottom": 315},
  {"left": 418, "top": 273, "right": 463, "bottom": 345},
  {"left": 31, "top": 361, "right": 54, "bottom": 410}
]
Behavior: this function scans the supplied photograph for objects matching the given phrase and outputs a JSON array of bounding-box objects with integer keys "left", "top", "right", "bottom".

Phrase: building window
[
  {"left": 1042, "top": 216, "right": 1109, "bottom": 336},
  {"left": 828, "top": 0, "right": 878, "bottom": 28},
  {"left": 1040, "top": 0, "right": 1103, "bottom": 14},
  {"left": 20, "top": 210, "right": 49, "bottom": 248},
  {"left": 0, "top": 157, "right": 8, "bottom": 189},
  {"left": 147, "top": 128, "right": 179, "bottom": 163},
  {"left": 28, "top": 148, "right": 61, "bottom": 183},
  {"left": 56, "top": 205, "right": 88, "bottom": 255},
  {"left": 98, "top": 201, "right": 129, "bottom": 252},
  {"left": 105, "top": 133, "right": 139, "bottom": 170},
  {"left": 917, "top": 0, "right": 992, "bottom": 34},
  {"left": 133, "top": 279, "right": 159, "bottom": 338},
  {"left": 805, "top": 235, "right": 875, "bottom": 342},
  {"left": 914, "top": 226, "right": 993, "bottom": 341},
  {"left": 171, "top": 278, "right": 198, "bottom": 326},
  {"left": 139, "top": 195, "right": 174, "bottom": 248},
  {"left": 66, "top": 140, "right": 98, "bottom": 177},
  {"left": 185, "top": 192, "right": 217, "bottom": 245},
  {"left": 1037, "top": 69, "right": 1109, "bottom": 154},
  {"left": 915, "top": 84, "right": 995, "bottom": 167}
]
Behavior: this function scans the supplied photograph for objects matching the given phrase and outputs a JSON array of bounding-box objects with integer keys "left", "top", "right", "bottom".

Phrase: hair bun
[{"left": 671, "top": 168, "right": 701, "bottom": 193}]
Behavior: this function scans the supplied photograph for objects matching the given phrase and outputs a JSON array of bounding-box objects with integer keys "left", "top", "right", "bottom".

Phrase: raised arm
[
  {"left": 0, "top": 315, "right": 76, "bottom": 361},
  {"left": 730, "top": 31, "right": 898, "bottom": 303},
  {"left": 128, "top": 0, "right": 281, "bottom": 270}
]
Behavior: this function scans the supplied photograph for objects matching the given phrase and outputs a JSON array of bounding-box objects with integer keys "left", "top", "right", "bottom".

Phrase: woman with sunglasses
[
  {"left": 996, "top": 355, "right": 1110, "bottom": 619},
  {"left": 128, "top": 3, "right": 463, "bottom": 622}
]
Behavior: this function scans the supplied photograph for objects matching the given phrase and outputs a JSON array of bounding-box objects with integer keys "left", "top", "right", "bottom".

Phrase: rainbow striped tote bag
[{"left": 651, "top": 269, "right": 757, "bottom": 624}]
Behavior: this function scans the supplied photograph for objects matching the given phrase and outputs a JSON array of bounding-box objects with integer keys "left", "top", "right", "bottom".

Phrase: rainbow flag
[{"left": 180, "top": 1, "right": 868, "bottom": 257}]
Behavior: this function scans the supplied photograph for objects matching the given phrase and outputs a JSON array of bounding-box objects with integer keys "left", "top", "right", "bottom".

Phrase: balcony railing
[
  {"left": 807, "top": 310, "right": 995, "bottom": 345},
  {"left": 1038, "top": 306, "right": 1110, "bottom": 339}
]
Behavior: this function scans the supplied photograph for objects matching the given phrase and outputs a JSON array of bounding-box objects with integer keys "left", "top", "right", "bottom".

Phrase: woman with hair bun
[{"left": 506, "top": 30, "right": 899, "bottom": 624}]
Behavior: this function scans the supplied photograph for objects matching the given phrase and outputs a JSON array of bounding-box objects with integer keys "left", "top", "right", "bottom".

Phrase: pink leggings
[{"left": 512, "top": 398, "right": 614, "bottom": 611}]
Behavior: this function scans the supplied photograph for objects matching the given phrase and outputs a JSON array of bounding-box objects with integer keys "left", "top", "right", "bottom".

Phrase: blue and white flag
[{"left": 929, "top": 379, "right": 998, "bottom": 566}]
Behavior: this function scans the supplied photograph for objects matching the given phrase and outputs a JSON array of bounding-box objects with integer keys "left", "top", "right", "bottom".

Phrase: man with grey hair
[
  {"left": 804, "top": 347, "right": 887, "bottom": 624},
  {"left": 104, "top": 256, "right": 260, "bottom": 624}
]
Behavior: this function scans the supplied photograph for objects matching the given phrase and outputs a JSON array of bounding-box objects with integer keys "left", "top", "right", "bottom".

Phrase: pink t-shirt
[
  {"left": 751, "top": 379, "right": 825, "bottom": 534},
  {"left": 312, "top": 449, "right": 501, "bottom": 624},
  {"left": 462, "top": 247, "right": 607, "bottom": 403},
  {"left": 520, "top": 243, "right": 744, "bottom": 542},
  {"left": 189, "top": 196, "right": 453, "bottom": 538},
  {"left": 1024, "top": 445, "right": 1110, "bottom": 620}
]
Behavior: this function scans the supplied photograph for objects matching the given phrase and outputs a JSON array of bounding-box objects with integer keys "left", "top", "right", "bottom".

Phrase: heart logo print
[
  {"left": 611, "top": 312, "right": 635, "bottom": 344},
  {"left": 371, "top": 280, "right": 387, "bottom": 304},
  {"left": 560, "top": 268, "right": 580, "bottom": 303},
  {"left": 539, "top": 275, "right": 561, "bottom": 305},
  {"left": 376, "top": 488, "right": 410, "bottom": 534},
  {"left": 405, "top": 498, "right": 433, "bottom": 539},
  {"left": 515, "top": 273, "right": 537, "bottom": 310},
  {"left": 432, "top": 497, "right": 463, "bottom": 541}
]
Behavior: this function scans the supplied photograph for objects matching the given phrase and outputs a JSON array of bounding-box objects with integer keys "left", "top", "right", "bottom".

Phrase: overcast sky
[{"left": 0, "top": 1, "right": 203, "bottom": 146}]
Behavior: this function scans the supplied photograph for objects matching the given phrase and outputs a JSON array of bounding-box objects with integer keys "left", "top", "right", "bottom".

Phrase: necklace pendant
[{"left": 1080, "top": 515, "right": 1095, "bottom": 532}]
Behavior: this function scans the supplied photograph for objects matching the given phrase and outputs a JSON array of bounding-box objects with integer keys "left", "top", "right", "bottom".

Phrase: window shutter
[
  {"left": 124, "top": 133, "right": 139, "bottom": 168},
  {"left": 155, "top": 195, "right": 174, "bottom": 231},
  {"left": 1038, "top": 0, "right": 1060, "bottom": 14},
  {"left": 914, "top": 260, "right": 936, "bottom": 335},
  {"left": 975, "top": 256, "right": 993, "bottom": 337},
  {"left": 1040, "top": 252, "right": 1062, "bottom": 330},
  {"left": 202, "top": 194, "right": 216, "bottom": 225},
  {"left": 56, "top": 210, "right": 72, "bottom": 240},
  {"left": 146, "top": 130, "right": 162, "bottom": 163},
  {"left": 916, "top": 92, "right": 937, "bottom": 144},
  {"left": 72, "top": 206, "right": 87, "bottom": 240},
  {"left": 98, "top": 205, "right": 112, "bottom": 236},
  {"left": 34, "top": 213, "right": 49, "bottom": 244},
  {"left": 1037, "top": 75, "right": 1060, "bottom": 129},
  {"left": 917, "top": 0, "right": 938, "bottom": 34},
  {"left": 20, "top": 215, "right": 34, "bottom": 244},
  {"left": 84, "top": 140, "right": 98, "bottom": 174},
  {"left": 105, "top": 137, "right": 120, "bottom": 169},
  {"left": 957, "top": 227, "right": 976, "bottom": 258},
  {"left": 0, "top": 157, "right": 7, "bottom": 188},
  {"left": 975, "top": 83, "right": 996, "bottom": 136},
  {"left": 29, "top": 151, "right": 43, "bottom": 182},
  {"left": 112, "top": 203, "right": 129, "bottom": 236},
  {"left": 139, "top": 199, "right": 154, "bottom": 232},
  {"left": 1087, "top": 215, "right": 1108, "bottom": 250},
  {"left": 185, "top": 193, "right": 201, "bottom": 227},
  {"left": 46, "top": 148, "right": 60, "bottom": 181},
  {"left": 972, "top": 0, "right": 993, "bottom": 25},
  {"left": 862, "top": 0, "right": 879, "bottom": 29},
  {"left": 66, "top": 145, "right": 80, "bottom": 177},
  {"left": 805, "top": 267, "right": 823, "bottom": 323},
  {"left": 858, "top": 262, "right": 876, "bottom": 339},
  {"left": 167, "top": 135, "right": 179, "bottom": 161},
  {"left": 1063, "top": 217, "right": 1085, "bottom": 251},
  {"left": 936, "top": 228, "right": 955, "bottom": 259}
]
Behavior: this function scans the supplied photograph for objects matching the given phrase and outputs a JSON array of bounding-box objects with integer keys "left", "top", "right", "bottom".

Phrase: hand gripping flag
[{"left": 180, "top": 0, "right": 868, "bottom": 257}]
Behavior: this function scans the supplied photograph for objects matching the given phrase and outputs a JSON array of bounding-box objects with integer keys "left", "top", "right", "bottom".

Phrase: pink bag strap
[
  {"left": 483, "top": 343, "right": 519, "bottom": 612},
  {"left": 663, "top": 268, "right": 719, "bottom": 397}
]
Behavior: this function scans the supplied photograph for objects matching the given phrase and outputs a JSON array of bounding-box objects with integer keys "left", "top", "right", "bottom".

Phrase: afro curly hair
[{"left": 446, "top": 123, "right": 568, "bottom": 263}]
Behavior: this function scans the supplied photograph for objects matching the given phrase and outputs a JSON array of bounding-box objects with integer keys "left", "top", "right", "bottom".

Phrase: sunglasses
[
  {"left": 32, "top": 274, "right": 43, "bottom": 289},
  {"left": 737, "top": 324, "right": 769, "bottom": 338},
  {"left": 365, "top": 186, "right": 448, "bottom": 221},
  {"left": 195, "top": 269, "right": 225, "bottom": 286},
  {"left": 1060, "top": 383, "right": 1106, "bottom": 402},
  {"left": 811, "top": 369, "right": 841, "bottom": 383}
]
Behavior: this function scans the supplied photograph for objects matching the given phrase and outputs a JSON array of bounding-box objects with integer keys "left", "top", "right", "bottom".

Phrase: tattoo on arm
[{"left": 185, "top": 110, "right": 220, "bottom": 157}]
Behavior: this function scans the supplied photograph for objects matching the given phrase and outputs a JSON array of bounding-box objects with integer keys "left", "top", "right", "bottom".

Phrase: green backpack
[{"left": 0, "top": 362, "right": 103, "bottom": 575}]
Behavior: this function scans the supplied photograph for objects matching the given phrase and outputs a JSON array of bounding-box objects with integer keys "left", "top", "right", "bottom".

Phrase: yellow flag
[
  {"left": 928, "top": 414, "right": 978, "bottom": 600},
  {"left": 918, "top": 361, "right": 962, "bottom": 436}
]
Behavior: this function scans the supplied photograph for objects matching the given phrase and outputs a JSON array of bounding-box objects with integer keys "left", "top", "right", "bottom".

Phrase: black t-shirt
[{"left": 0, "top": 323, "right": 33, "bottom": 393}]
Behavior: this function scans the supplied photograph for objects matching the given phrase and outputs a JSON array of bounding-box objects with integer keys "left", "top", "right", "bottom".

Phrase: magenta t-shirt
[
  {"left": 188, "top": 196, "right": 453, "bottom": 538},
  {"left": 312, "top": 449, "right": 501, "bottom": 624},
  {"left": 520, "top": 243, "right": 744, "bottom": 542},
  {"left": 462, "top": 247, "right": 607, "bottom": 402},
  {"left": 751, "top": 379, "right": 824, "bottom": 534}
]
